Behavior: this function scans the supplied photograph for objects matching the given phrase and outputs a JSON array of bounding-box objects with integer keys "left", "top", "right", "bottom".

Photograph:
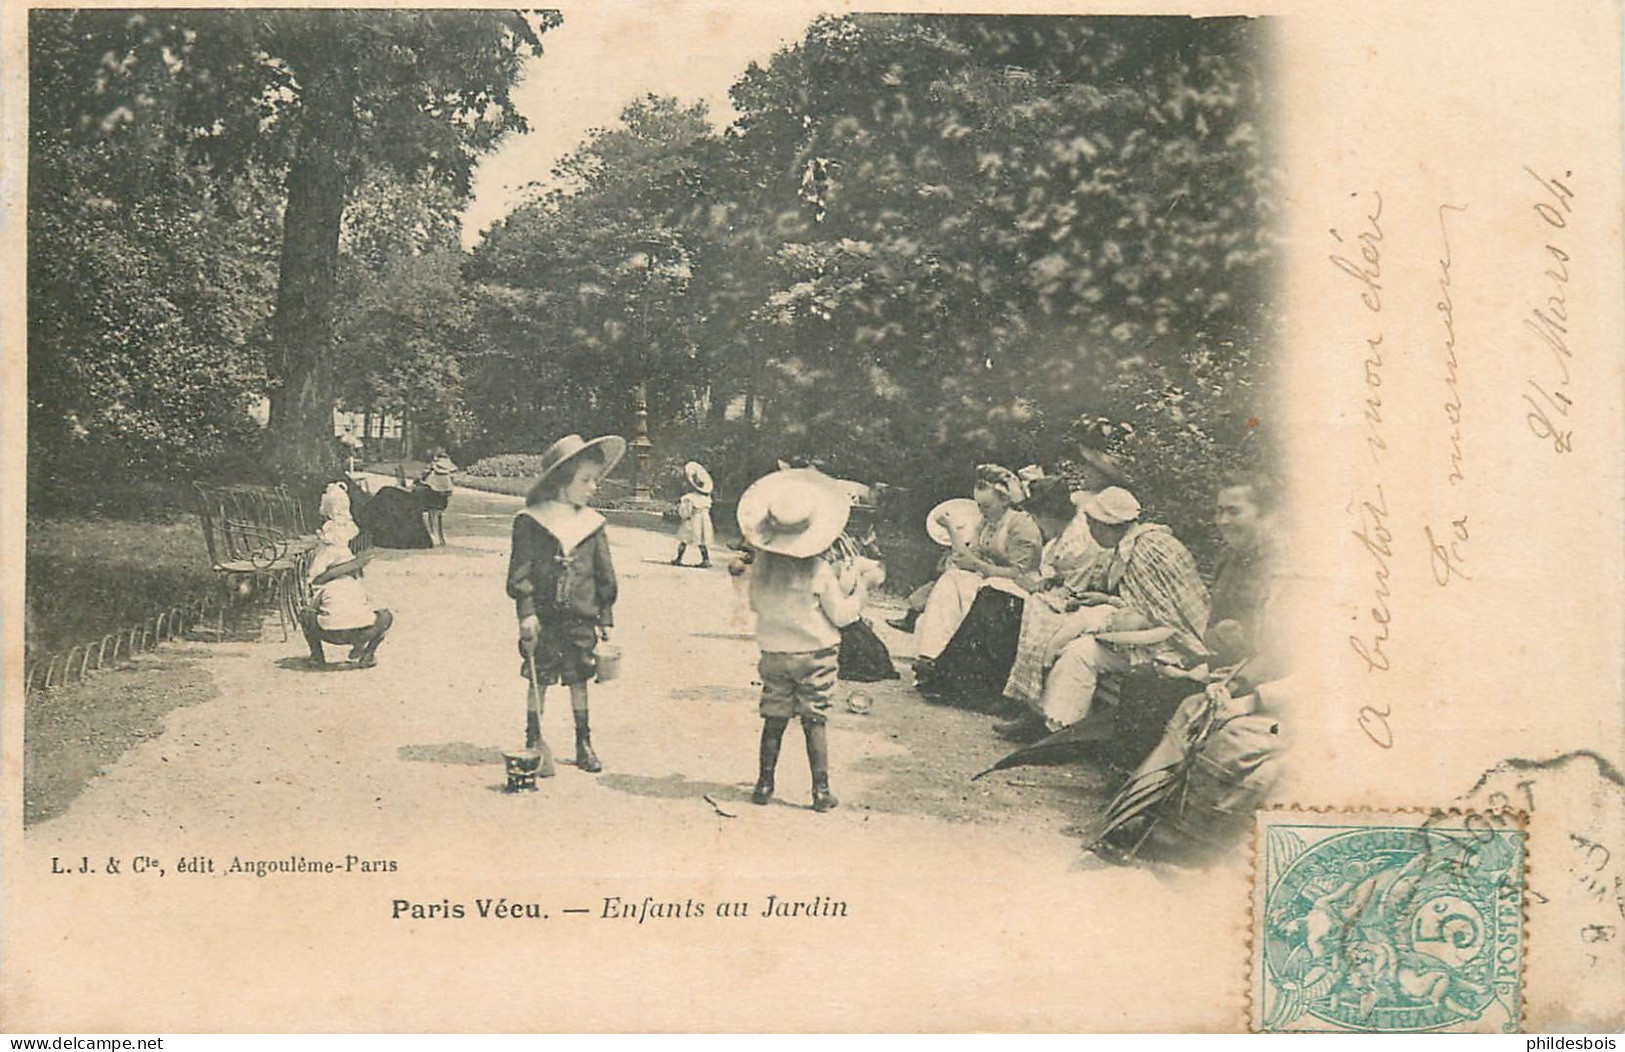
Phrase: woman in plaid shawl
[{"left": 997, "top": 486, "right": 1210, "bottom": 739}]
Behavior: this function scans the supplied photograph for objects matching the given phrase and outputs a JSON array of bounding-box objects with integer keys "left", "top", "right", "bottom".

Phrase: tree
[
  {"left": 333, "top": 171, "right": 473, "bottom": 451},
  {"left": 721, "top": 15, "right": 1277, "bottom": 489},
  {"left": 30, "top": 8, "right": 559, "bottom": 476},
  {"left": 27, "top": 12, "right": 282, "bottom": 488},
  {"left": 557, "top": 12, "right": 1277, "bottom": 529},
  {"left": 466, "top": 95, "right": 721, "bottom": 451},
  {"left": 466, "top": 14, "right": 1279, "bottom": 523}
]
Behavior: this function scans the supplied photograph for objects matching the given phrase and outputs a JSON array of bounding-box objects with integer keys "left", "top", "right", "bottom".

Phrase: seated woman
[
  {"left": 911, "top": 464, "right": 1040, "bottom": 682},
  {"left": 887, "top": 497, "right": 981, "bottom": 633},
  {"left": 353, "top": 478, "right": 435, "bottom": 549},
  {"left": 996, "top": 486, "right": 1209, "bottom": 741},
  {"left": 916, "top": 477, "right": 1098, "bottom": 707},
  {"left": 1091, "top": 473, "right": 1288, "bottom": 865}
]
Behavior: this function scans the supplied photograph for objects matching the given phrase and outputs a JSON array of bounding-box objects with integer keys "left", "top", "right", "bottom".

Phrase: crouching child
[{"left": 301, "top": 518, "right": 393, "bottom": 668}]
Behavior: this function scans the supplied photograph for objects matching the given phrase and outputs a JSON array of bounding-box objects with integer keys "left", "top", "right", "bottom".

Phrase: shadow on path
[
  {"left": 667, "top": 685, "right": 759, "bottom": 705},
  {"left": 398, "top": 741, "right": 507, "bottom": 766},
  {"left": 598, "top": 770, "right": 753, "bottom": 808}
]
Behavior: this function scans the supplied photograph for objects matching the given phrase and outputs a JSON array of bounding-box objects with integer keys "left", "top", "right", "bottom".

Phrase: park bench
[{"left": 193, "top": 482, "right": 319, "bottom": 641}]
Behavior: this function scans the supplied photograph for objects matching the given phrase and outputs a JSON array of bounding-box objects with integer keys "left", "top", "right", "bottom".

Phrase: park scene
[{"left": 24, "top": 9, "right": 1283, "bottom": 869}]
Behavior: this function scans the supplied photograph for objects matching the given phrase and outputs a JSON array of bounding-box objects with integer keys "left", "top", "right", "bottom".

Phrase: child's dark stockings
[
  {"left": 803, "top": 718, "right": 838, "bottom": 812},
  {"left": 752, "top": 717, "right": 789, "bottom": 804}
]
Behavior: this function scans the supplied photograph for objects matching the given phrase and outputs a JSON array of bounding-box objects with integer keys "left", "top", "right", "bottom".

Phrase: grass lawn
[
  {"left": 451, "top": 473, "right": 529, "bottom": 498},
  {"left": 26, "top": 517, "right": 219, "bottom": 660},
  {"left": 24, "top": 487, "right": 273, "bottom": 828}
]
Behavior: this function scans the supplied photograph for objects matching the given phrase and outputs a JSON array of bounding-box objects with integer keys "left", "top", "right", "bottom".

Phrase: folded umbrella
[
  {"left": 970, "top": 652, "right": 1235, "bottom": 781},
  {"left": 971, "top": 705, "right": 1125, "bottom": 780}
]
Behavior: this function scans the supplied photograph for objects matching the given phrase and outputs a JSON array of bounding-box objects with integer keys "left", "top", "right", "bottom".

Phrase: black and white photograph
[{"left": 4, "top": 0, "right": 1622, "bottom": 1036}]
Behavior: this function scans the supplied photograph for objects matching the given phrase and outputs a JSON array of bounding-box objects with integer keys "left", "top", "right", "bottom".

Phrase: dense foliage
[
  {"left": 466, "top": 14, "right": 1279, "bottom": 556},
  {"left": 28, "top": 7, "right": 556, "bottom": 489},
  {"left": 30, "top": 11, "right": 1277, "bottom": 560}
]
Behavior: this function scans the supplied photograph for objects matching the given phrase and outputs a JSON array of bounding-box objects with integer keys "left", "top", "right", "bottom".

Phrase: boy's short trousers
[
  {"left": 519, "top": 617, "right": 599, "bottom": 686},
  {"left": 758, "top": 647, "right": 838, "bottom": 722}
]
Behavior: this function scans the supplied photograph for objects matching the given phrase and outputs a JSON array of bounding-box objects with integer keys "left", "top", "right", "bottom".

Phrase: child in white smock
[{"left": 671, "top": 460, "right": 715, "bottom": 568}]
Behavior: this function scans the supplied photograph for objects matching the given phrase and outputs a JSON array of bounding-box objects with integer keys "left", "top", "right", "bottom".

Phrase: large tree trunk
[{"left": 266, "top": 82, "right": 351, "bottom": 479}]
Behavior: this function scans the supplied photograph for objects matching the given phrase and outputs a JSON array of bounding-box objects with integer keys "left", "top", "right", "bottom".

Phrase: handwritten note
[
  {"left": 1426, "top": 202, "right": 1471, "bottom": 587},
  {"left": 1329, "top": 191, "right": 1398, "bottom": 747},
  {"left": 1521, "top": 168, "right": 1577, "bottom": 453}
]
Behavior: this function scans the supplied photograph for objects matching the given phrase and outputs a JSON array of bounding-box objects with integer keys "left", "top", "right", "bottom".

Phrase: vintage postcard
[{"left": 2, "top": 0, "right": 1621, "bottom": 1034}]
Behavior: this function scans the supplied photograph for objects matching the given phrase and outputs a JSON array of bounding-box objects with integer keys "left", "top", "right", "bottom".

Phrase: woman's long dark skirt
[
  {"left": 922, "top": 587, "right": 1025, "bottom": 711},
  {"left": 355, "top": 485, "right": 434, "bottom": 549}
]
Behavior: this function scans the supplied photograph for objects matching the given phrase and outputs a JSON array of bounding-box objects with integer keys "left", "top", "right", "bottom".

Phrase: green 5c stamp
[{"left": 1251, "top": 809, "right": 1526, "bottom": 1033}]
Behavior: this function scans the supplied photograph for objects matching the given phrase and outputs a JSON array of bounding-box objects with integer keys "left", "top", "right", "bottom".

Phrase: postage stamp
[{"left": 1250, "top": 809, "right": 1527, "bottom": 1034}]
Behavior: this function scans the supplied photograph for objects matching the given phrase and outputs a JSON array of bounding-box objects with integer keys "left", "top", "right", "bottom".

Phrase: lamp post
[
  {"left": 626, "top": 235, "right": 687, "bottom": 504},
  {"left": 632, "top": 381, "right": 653, "bottom": 500}
]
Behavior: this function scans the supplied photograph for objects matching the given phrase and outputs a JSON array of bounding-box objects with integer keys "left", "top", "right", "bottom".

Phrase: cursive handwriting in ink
[
  {"left": 1359, "top": 704, "right": 1395, "bottom": 749},
  {"left": 1331, "top": 192, "right": 1387, "bottom": 465},
  {"left": 1426, "top": 203, "right": 1471, "bottom": 586},
  {"left": 1333, "top": 192, "right": 1397, "bottom": 746},
  {"left": 1437, "top": 203, "right": 1467, "bottom": 485},
  {"left": 1425, "top": 517, "right": 1472, "bottom": 586},
  {"left": 1348, "top": 485, "right": 1393, "bottom": 673},
  {"left": 1329, "top": 191, "right": 1384, "bottom": 312},
  {"left": 1521, "top": 167, "right": 1575, "bottom": 453}
]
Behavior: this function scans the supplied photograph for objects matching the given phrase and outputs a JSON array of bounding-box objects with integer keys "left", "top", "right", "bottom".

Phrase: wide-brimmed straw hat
[
  {"left": 1078, "top": 486, "right": 1141, "bottom": 525},
  {"left": 528, "top": 434, "right": 627, "bottom": 500},
  {"left": 736, "top": 470, "right": 851, "bottom": 558},
  {"left": 683, "top": 461, "right": 714, "bottom": 494},
  {"left": 926, "top": 498, "right": 982, "bottom": 547}
]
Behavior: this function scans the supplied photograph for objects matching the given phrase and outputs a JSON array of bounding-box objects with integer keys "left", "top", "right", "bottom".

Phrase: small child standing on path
[
  {"left": 671, "top": 460, "right": 715, "bottom": 568},
  {"left": 506, "top": 434, "right": 624, "bottom": 776},
  {"left": 420, "top": 449, "right": 458, "bottom": 546},
  {"left": 737, "top": 468, "right": 867, "bottom": 811}
]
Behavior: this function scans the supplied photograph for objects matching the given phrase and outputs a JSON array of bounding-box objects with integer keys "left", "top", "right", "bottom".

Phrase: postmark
[{"left": 1251, "top": 808, "right": 1526, "bottom": 1033}]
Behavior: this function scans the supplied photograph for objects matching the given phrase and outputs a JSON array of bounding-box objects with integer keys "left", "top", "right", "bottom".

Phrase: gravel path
[{"left": 11, "top": 483, "right": 1243, "bottom": 1032}]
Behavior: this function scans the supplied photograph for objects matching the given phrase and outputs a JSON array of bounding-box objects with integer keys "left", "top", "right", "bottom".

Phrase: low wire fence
[{"left": 23, "top": 591, "right": 255, "bottom": 695}]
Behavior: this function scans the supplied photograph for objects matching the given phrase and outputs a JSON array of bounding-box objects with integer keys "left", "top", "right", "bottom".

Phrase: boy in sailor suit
[{"left": 506, "top": 434, "right": 625, "bottom": 776}]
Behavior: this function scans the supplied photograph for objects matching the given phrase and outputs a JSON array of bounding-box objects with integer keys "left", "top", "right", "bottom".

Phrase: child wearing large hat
[
  {"left": 737, "top": 468, "right": 868, "bottom": 811},
  {"left": 671, "top": 460, "right": 715, "bottom": 568},
  {"left": 505, "top": 433, "right": 625, "bottom": 776}
]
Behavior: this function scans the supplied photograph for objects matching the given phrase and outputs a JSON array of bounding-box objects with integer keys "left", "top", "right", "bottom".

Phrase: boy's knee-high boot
[
  {"left": 573, "top": 708, "right": 602, "bottom": 773},
  {"left": 803, "top": 717, "right": 838, "bottom": 812},
  {"left": 752, "top": 717, "right": 789, "bottom": 805},
  {"left": 698, "top": 544, "right": 712, "bottom": 568},
  {"left": 671, "top": 543, "right": 686, "bottom": 565}
]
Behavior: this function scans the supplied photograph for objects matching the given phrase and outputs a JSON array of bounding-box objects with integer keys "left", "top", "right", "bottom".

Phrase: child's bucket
[
  {"left": 502, "top": 750, "right": 543, "bottom": 792},
  {"left": 595, "top": 643, "right": 622, "bottom": 683}
]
